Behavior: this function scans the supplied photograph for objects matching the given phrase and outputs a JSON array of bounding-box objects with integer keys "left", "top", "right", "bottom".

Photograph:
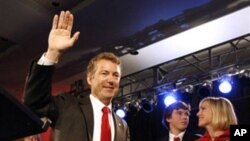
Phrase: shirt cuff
[{"left": 37, "top": 53, "right": 57, "bottom": 66}]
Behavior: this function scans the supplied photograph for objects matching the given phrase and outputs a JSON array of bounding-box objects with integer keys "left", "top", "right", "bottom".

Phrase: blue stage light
[
  {"left": 116, "top": 109, "right": 126, "bottom": 118},
  {"left": 219, "top": 80, "right": 232, "bottom": 94},
  {"left": 164, "top": 95, "right": 176, "bottom": 107}
]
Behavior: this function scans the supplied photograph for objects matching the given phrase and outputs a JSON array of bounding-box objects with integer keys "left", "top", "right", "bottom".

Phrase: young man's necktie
[{"left": 174, "top": 137, "right": 180, "bottom": 141}]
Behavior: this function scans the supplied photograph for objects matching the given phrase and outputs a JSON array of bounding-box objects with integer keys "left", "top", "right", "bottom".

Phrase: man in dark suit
[
  {"left": 24, "top": 11, "right": 130, "bottom": 141},
  {"left": 158, "top": 101, "right": 200, "bottom": 141}
]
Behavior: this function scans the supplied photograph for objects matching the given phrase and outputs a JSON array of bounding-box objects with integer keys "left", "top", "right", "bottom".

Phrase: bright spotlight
[
  {"left": 164, "top": 95, "right": 176, "bottom": 107},
  {"left": 219, "top": 80, "right": 232, "bottom": 94},
  {"left": 116, "top": 109, "right": 126, "bottom": 118}
]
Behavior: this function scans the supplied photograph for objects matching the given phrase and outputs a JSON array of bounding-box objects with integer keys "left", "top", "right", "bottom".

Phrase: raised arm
[
  {"left": 46, "top": 11, "right": 80, "bottom": 63},
  {"left": 24, "top": 11, "right": 80, "bottom": 119}
]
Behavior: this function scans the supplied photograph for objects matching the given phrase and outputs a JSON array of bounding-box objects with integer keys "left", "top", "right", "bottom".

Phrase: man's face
[
  {"left": 87, "top": 59, "right": 121, "bottom": 104},
  {"left": 167, "top": 109, "right": 190, "bottom": 132}
]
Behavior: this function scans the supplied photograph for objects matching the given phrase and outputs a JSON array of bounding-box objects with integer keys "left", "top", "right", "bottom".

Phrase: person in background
[
  {"left": 24, "top": 10, "right": 130, "bottom": 141},
  {"left": 196, "top": 96, "right": 238, "bottom": 141},
  {"left": 158, "top": 101, "right": 201, "bottom": 141}
]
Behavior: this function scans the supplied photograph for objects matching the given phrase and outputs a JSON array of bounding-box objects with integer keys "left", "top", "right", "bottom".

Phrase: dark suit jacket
[
  {"left": 24, "top": 61, "right": 130, "bottom": 141},
  {"left": 158, "top": 131, "right": 201, "bottom": 141}
]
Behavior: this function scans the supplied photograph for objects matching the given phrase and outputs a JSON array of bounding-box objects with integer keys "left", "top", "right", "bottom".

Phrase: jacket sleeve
[{"left": 23, "top": 60, "right": 56, "bottom": 119}]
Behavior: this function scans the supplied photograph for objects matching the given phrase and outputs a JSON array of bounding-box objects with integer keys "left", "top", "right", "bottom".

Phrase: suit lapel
[
  {"left": 113, "top": 112, "right": 123, "bottom": 141},
  {"left": 183, "top": 132, "right": 193, "bottom": 141},
  {"left": 78, "top": 96, "right": 94, "bottom": 140},
  {"left": 159, "top": 133, "right": 169, "bottom": 141}
]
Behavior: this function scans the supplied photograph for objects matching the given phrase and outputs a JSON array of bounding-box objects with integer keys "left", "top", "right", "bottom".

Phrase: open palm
[
  {"left": 49, "top": 28, "right": 74, "bottom": 52},
  {"left": 46, "top": 11, "right": 80, "bottom": 62}
]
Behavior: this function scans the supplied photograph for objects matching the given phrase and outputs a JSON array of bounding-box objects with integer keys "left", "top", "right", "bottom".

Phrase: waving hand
[{"left": 46, "top": 11, "right": 80, "bottom": 62}]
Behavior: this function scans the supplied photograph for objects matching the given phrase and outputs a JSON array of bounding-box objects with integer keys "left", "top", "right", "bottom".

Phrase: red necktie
[
  {"left": 101, "top": 106, "right": 111, "bottom": 141},
  {"left": 174, "top": 137, "right": 180, "bottom": 141}
]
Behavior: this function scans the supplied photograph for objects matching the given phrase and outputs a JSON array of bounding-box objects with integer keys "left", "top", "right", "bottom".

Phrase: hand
[{"left": 46, "top": 11, "right": 80, "bottom": 62}]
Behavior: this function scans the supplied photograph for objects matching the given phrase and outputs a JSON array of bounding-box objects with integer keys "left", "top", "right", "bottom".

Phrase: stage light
[
  {"left": 239, "top": 69, "right": 250, "bottom": 78},
  {"left": 164, "top": 95, "right": 176, "bottom": 107},
  {"left": 128, "top": 99, "right": 142, "bottom": 114},
  {"left": 116, "top": 109, "right": 126, "bottom": 118},
  {"left": 183, "top": 85, "right": 194, "bottom": 93},
  {"left": 197, "top": 80, "right": 212, "bottom": 98},
  {"left": 179, "top": 85, "right": 193, "bottom": 104},
  {"left": 218, "top": 74, "right": 233, "bottom": 94},
  {"left": 141, "top": 99, "right": 154, "bottom": 113},
  {"left": 218, "top": 80, "right": 232, "bottom": 94}
]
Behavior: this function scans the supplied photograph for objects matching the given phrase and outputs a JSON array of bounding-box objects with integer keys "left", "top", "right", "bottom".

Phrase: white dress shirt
[
  {"left": 90, "top": 94, "right": 115, "bottom": 141},
  {"left": 169, "top": 131, "right": 185, "bottom": 141},
  {"left": 37, "top": 53, "right": 57, "bottom": 65}
]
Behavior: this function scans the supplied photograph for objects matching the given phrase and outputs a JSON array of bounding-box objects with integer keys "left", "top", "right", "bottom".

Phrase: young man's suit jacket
[{"left": 158, "top": 131, "right": 201, "bottom": 141}]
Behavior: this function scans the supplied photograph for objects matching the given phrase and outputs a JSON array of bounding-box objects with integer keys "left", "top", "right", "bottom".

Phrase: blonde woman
[{"left": 196, "top": 97, "right": 238, "bottom": 141}]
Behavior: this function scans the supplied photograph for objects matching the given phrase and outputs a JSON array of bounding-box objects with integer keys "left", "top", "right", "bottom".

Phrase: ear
[
  {"left": 87, "top": 75, "right": 92, "bottom": 85},
  {"left": 166, "top": 117, "right": 171, "bottom": 123}
]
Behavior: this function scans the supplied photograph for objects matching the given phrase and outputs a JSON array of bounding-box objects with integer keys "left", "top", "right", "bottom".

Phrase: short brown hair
[
  {"left": 162, "top": 101, "right": 191, "bottom": 128},
  {"left": 87, "top": 52, "right": 121, "bottom": 78}
]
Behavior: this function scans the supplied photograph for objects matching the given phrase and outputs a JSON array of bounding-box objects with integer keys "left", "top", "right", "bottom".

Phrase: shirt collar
[
  {"left": 169, "top": 130, "right": 186, "bottom": 140},
  {"left": 90, "top": 94, "right": 112, "bottom": 112}
]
